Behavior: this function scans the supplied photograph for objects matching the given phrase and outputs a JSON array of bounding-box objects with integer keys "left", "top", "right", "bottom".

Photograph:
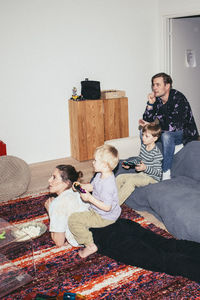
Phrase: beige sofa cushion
[
  {"left": 105, "top": 136, "right": 141, "bottom": 160},
  {"left": 105, "top": 136, "right": 183, "bottom": 160}
]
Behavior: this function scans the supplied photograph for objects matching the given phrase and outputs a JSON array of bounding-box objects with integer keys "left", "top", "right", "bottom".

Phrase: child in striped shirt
[{"left": 117, "top": 122, "right": 163, "bottom": 205}]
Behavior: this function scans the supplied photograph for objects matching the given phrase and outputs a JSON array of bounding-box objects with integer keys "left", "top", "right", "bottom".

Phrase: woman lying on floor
[{"left": 45, "top": 164, "right": 200, "bottom": 283}]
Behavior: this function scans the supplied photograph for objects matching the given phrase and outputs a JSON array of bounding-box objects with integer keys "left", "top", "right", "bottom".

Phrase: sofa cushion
[
  {"left": 105, "top": 136, "right": 141, "bottom": 160},
  {"left": 171, "top": 141, "right": 200, "bottom": 181}
]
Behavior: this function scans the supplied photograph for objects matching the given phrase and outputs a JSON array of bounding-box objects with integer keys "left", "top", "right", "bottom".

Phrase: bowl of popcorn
[{"left": 12, "top": 221, "right": 47, "bottom": 242}]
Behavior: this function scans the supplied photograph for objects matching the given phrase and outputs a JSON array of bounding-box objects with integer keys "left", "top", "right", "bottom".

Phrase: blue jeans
[{"left": 161, "top": 130, "right": 183, "bottom": 172}]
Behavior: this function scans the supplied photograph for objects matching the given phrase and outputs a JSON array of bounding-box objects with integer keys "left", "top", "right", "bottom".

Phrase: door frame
[{"left": 161, "top": 11, "right": 200, "bottom": 75}]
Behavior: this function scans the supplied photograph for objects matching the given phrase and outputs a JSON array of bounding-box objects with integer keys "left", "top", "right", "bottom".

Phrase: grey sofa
[{"left": 115, "top": 141, "right": 200, "bottom": 243}]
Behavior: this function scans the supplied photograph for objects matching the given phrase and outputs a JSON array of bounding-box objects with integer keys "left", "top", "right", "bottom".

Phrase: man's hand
[
  {"left": 148, "top": 92, "right": 156, "bottom": 104},
  {"left": 138, "top": 119, "right": 149, "bottom": 127}
]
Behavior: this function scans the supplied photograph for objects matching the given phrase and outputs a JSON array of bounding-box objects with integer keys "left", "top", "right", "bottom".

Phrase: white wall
[
  {"left": 159, "top": 0, "right": 200, "bottom": 16},
  {"left": 1, "top": 0, "right": 200, "bottom": 164},
  {"left": 0, "top": 0, "right": 159, "bottom": 163}
]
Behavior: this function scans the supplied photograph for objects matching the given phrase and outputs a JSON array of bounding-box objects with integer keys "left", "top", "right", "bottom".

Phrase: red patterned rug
[{"left": 0, "top": 194, "right": 200, "bottom": 299}]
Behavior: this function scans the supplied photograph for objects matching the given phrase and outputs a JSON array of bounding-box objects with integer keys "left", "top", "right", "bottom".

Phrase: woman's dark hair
[
  {"left": 56, "top": 165, "right": 83, "bottom": 187},
  {"left": 151, "top": 72, "right": 173, "bottom": 88}
]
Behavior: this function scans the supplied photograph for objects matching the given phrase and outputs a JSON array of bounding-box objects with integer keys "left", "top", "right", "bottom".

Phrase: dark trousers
[{"left": 91, "top": 218, "right": 200, "bottom": 282}]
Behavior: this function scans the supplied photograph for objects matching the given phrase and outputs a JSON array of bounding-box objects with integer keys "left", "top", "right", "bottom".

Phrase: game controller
[
  {"left": 122, "top": 161, "right": 135, "bottom": 167},
  {"left": 122, "top": 157, "right": 141, "bottom": 168},
  {"left": 74, "top": 182, "right": 86, "bottom": 193}
]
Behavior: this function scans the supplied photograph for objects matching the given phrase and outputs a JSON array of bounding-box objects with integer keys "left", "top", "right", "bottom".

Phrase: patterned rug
[{"left": 0, "top": 194, "right": 200, "bottom": 299}]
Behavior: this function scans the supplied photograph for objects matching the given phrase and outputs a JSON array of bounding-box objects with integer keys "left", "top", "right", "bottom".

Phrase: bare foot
[
  {"left": 78, "top": 244, "right": 98, "bottom": 258},
  {"left": 63, "top": 241, "right": 69, "bottom": 246}
]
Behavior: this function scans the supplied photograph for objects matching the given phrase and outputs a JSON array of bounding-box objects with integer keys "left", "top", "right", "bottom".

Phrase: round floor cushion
[{"left": 0, "top": 155, "right": 31, "bottom": 202}]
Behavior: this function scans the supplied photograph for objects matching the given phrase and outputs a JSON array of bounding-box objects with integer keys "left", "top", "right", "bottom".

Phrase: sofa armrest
[{"left": 104, "top": 136, "right": 141, "bottom": 160}]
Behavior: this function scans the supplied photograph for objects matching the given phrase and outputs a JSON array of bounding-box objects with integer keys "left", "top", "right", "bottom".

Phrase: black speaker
[{"left": 81, "top": 79, "right": 101, "bottom": 100}]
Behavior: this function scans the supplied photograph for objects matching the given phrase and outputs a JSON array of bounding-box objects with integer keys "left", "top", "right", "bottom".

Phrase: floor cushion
[
  {"left": 127, "top": 176, "right": 200, "bottom": 242},
  {"left": 0, "top": 155, "right": 31, "bottom": 202},
  {"left": 116, "top": 141, "right": 200, "bottom": 243}
]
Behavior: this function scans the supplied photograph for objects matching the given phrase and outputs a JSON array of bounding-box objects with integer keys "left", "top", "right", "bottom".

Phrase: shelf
[{"left": 68, "top": 97, "right": 129, "bottom": 161}]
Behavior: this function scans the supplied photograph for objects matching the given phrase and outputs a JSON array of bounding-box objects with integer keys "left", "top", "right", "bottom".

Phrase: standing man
[{"left": 139, "top": 72, "right": 199, "bottom": 180}]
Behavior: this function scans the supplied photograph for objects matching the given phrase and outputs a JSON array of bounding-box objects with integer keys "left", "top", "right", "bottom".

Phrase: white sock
[{"left": 162, "top": 169, "right": 171, "bottom": 181}]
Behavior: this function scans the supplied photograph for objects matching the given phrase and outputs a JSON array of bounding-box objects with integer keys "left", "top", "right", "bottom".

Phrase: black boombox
[{"left": 81, "top": 79, "right": 101, "bottom": 100}]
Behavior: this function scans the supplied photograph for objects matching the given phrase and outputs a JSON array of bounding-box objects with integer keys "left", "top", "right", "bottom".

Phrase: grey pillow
[
  {"left": 171, "top": 141, "right": 200, "bottom": 181},
  {"left": 128, "top": 176, "right": 200, "bottom": 243},
  {"left": 124, "top": 140, "right": 200, "bottom": 243}
]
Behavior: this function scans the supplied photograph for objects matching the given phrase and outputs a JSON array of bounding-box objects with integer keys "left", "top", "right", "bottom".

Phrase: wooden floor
[{"left": 26, "top": 156, "right": 166, "bottom": 230}]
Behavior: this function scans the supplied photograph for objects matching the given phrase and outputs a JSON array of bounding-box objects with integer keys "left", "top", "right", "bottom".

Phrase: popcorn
[{"left": 13, "top": 222, "right": 46, "bottom": 241}]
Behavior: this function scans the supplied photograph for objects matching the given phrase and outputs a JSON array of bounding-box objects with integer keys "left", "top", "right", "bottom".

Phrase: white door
[{"left": 169, "top": 17, "right": 200, "bottom": 132}]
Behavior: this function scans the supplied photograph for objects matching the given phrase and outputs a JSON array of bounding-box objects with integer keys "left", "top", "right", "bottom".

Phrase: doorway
[{"left": 167, "top": 15, "right": 200, "bottom": 131}]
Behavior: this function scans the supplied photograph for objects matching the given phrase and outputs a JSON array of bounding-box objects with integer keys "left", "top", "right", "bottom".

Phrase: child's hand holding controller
[
  {"left": 73, "top": 182, "right": 93, "bottom": 203},
  {"left": 122, "top": 161, "right": 131, "bottom": 169},
  {"left": 122, "top": 157, "right": 141, "bottom": 169},
  {"left": 80, "top": 190, "right": 92, "bottom": 203},
  {"left": 73, "top": 182, "right": 86, "bottom": 193},
  {"left": 135, "top": 161, "right": 146, "bottom": 172}
]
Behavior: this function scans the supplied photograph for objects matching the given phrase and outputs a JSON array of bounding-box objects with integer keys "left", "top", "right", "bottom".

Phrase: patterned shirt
[
  {"left": 143, "top": 89, "right": 199, "bottom": 145},
  {"left": 129, "top": 144, "right": 163, "bottom": 181}
]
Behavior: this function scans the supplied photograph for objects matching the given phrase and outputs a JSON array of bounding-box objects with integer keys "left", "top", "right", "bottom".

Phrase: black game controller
[
  {"left": 74, "top": 182, "right": 86, "bottom": 193},
  {"left": 122, "top": 161, "right": 135, "bottom": 167},
  {"left": 122, "top": 158, "right": 141, "bottom": 168}
]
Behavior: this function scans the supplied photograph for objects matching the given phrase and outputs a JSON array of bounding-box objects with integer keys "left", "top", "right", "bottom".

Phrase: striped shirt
[{"left": 129, "top": 144, "right": 163, "bottom": 181}]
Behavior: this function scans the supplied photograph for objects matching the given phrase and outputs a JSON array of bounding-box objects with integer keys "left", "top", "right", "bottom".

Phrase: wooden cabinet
[
  {"left": 68, "top": 97, "right": 129, "bottom": 161},
  {"left": 103, "top": 97, "right": 129, "bottom": 140},
  {"left": 68, "top": 99, "right": 104, "bottom": 161}
]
